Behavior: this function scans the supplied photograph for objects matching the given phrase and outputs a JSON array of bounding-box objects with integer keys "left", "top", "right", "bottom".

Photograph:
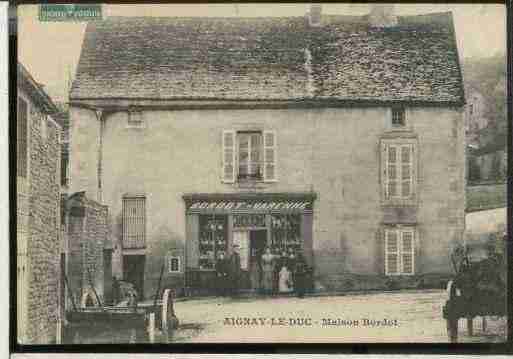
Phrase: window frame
[
  {"left": 384, "top": 227, "right": 416, "bottom": 276},
  {"left": 126, "top": 109, "right": 146, "bottom": 129},
  {"left": 236, "top": 131, "right": 263, "bottom": 181},
  {"left": 122, "top": 195, "right": 147, "bottom": 249},
  {"left": 391, "top": 107, "right": 406, "bottom": 127},
  {"left": 222, "top": 129, "right": 277, "bottom": 184},
  {"left": 167, "top": 254, "right": 181, "bottom": 274}
]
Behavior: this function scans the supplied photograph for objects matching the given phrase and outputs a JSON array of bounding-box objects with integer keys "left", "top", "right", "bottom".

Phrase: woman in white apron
[{"left": 278, "top": 266, "right": 293, "bottom": 293}]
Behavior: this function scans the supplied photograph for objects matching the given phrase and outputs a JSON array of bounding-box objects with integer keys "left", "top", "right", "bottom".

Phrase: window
[
  {"left": 385, "top": 227, "right": 415, "bottom": 275},
  {"left": 127, "top": 110, "right": 145, "bottom": 128},
  {"left": 238, "top": 132, "right": 262, "bottom": 180},
  {"left": 167, "top": 254, "right": 181, "bottom": 273},
  {"left": 222, "top": 130, "right": 277, "bottom": 183},
  {"left": 17, "top": 98, "right": 28, "bottom": 178},
  {"left": 382, "top": 141, "right": 416, "bottom": 201},
  {"left": 122, "top": 196, "right": 146, "bottom": 248},
  {"left": 391, "top": 107, "right": 405, "bottom": 127},
  {"left": 271, "top": 214, "right": 301, "bottom": 253},
  {"left": 198, "top": 215, "right": 227, "bottom": 270}
]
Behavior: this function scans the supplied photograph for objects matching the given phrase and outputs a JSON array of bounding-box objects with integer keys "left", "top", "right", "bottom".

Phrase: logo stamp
[{"left": 39, "top": 4, "right": 102, "bottom": 22}]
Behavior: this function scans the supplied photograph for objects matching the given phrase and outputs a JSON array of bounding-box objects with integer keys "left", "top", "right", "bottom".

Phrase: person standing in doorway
[
  {"left": 229, "top": 245, "right": 242, "bottom": 297},
  {"left": 260, "top": 247, "right": 275, "bottom": 295}
]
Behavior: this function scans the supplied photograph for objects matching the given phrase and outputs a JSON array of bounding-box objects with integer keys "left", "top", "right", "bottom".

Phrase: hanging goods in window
[{"left": 198, "top": 215, "right": 227, "bottom": 270}]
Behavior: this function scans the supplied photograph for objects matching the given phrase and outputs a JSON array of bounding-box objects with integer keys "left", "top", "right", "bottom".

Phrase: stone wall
[
  {"left": 18, "top": 89, "right": 61, "bottom": 344},
  {"left": 66, "top": 192, "right": 109, "bottom": 307}
]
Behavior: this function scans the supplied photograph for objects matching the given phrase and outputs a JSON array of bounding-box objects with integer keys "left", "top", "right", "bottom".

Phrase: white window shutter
[
  {"left": 382, "top": 142, "right": 389, "bottom": 199},
  {"left": 222, "top": 130, "right": 236, "bottom": 183},
  {"left": 385, "top": 230, "right": 399, "bottom": 275},
  {"left": 263, "top": 131, "right": 277, "bottom": 182},
  {"left": 401, "top": 230, "right": 415, "bottom": 274}
]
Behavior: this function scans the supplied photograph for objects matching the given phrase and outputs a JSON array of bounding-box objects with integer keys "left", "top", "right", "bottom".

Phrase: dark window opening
[{"left": 392, "top": 107, "right": 405, "bottom": 127}]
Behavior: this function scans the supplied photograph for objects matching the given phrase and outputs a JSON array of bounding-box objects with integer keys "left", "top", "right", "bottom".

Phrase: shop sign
[{"left": 187, "top": 199, "right": 313, "bottom": 212}]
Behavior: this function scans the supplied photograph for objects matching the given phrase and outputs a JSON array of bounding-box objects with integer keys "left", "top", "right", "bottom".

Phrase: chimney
[
  {"left": 369, "top": 4, "right": 397, "bottom": 28},
  {"left": 308, "top": 4, "right": 322, "bottom": 27}
]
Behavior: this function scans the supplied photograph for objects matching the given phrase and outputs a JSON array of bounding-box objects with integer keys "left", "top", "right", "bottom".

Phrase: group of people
[
  {"left": 215, "top": 245, "right": 309, "bottom": 298},
  {"left": 260, "top": 246, "right": 309, "bottom": 297}
]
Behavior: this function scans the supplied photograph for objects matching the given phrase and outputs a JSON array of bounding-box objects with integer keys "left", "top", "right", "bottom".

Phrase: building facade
[
  {"left": 17, "top": 63, "right": 62, "bottom": 343},
  {"left": 69, "top": 7, "right": 466, "bottom": 297}
]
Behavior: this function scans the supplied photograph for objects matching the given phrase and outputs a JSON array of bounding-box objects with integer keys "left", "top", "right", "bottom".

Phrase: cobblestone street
[{"left": 171, "top": 290, "right": 506, "bottom": 343}]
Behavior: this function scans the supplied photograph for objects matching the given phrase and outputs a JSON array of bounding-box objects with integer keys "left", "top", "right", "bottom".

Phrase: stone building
[
  {"left": 64, "top": 191, "right": 111, "bottom": 308},
  {"left": 68, "top": 6, "right": 466, "bottom": 297},
  {"left": 17, "top": 63, "right": 62, "bottom": 343}
]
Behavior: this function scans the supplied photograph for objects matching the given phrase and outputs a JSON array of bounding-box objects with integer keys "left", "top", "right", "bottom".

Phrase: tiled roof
[
  {"left": 18, "top": 63, "right": 60, "bottom": 113},
  {"left": 71, "top": 13, "right": 464, "bottom": 104}
]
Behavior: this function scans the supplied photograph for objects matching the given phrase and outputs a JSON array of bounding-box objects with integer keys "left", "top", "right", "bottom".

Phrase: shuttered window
[
  {"left": 222, "top": 130, "right": 236, "bottom": 183},
  {"left": 222, "top": 130, "right": 277, "bottom": 183},
  {"left": 122, "top": 196, "right": 146, "bottom": 249},
  {"left": 382, "top": 142, "right": 415, "bottom": 200},
  {"left": 17, "top": 98, "right": 28, "bottom": 178},
  {"left": 385, "top": 228, "right": 415, "bottom": 275},
  {"left": 263, "top": 130, "right": 277, "bottom": 182}
]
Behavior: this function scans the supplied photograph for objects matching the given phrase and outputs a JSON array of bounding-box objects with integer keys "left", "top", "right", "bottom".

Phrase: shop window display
[
  {"left": 271, "top": 214, "right": 301, "bottom": 253},
  {"left": 199, "top": 215, "right": 228, "bottom": 270}
]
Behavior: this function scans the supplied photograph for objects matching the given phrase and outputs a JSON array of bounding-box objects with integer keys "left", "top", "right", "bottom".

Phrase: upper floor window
[
  {"left": 391, "top": 107, "right": 405, "bottom": 127},
  {"left": 17, "top": 98, "right": 28, "bottom": 178},
  {"left": 385, "top": 227, "right": 415, "bottom": 275},
  {"left": 122, "top": 195, "right": 146, "bottom": 249},
  {"left": 222, "top": 130, "right": 276, "bottom": 183},
  {"left": 238, "top": 132, "right": 262, "bottom": 180},
  {"left": 126, "top": 110, "right": 145, "bottom": 128},
  {"left": 381, "top": 139, "right": 417, "bottom": 202}
]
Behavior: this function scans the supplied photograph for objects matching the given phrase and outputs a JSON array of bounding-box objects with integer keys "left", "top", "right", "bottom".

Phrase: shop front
[{"left": 183, "top": 193, "right": 316, "bottom": 294}]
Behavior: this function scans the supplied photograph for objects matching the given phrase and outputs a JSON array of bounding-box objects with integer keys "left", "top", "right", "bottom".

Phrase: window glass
[
  {"left": 385, "top": 228, "right": 415, "bottom": 275},
  {"left": 198, "top": 215, "right": 227, "bottom": 270},
  {"left": 237, "top": 132, "right": 262, "bottom": 180}
]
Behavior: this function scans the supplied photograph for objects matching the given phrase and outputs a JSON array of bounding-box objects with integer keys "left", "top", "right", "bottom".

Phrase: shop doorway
[
  {"left": 249, "top": 230, "right": 267, "bottom": 290},
  {"left": 123, "top": 255, "right": 145, "bottom": 300}
]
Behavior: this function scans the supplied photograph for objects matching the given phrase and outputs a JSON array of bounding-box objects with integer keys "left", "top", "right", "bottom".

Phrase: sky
[{"left": 18, "top": 3, "right": 507, "bottom": 102}]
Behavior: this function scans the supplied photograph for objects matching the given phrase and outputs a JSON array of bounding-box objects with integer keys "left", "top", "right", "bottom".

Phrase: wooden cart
[
  {"left": 64, "top": 288, "right": 178, "bottom": 344},
  {"left": 442, "top": 235, "right": 506, "bottom": 342}
]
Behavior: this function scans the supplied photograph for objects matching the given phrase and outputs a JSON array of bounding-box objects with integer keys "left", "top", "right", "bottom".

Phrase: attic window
[
  {"left": 392, "top": 107, "right": 405, "bottom": 127},
  {"left": 127, "top": 109, "right": 145, "bottom": 128}
]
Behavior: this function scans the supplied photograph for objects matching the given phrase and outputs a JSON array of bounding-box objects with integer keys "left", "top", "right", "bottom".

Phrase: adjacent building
[
  {"left": 68, "top": 6, "right": 466, "bottom": 297},
  {"left": 17, "top": 63, "right": 62, "bottom": 343}
]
